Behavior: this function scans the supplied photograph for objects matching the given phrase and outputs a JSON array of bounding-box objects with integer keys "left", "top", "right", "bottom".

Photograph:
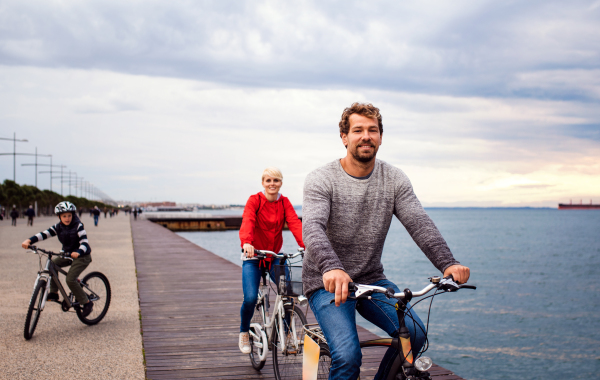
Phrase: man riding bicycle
[{"left": 302, "top": 102, "right": 470, "bottom": 380}]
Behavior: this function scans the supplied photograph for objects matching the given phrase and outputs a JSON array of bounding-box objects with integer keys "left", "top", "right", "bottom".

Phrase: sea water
[{"left": 178, "top": 209, "right": 600, "bottom": 380}]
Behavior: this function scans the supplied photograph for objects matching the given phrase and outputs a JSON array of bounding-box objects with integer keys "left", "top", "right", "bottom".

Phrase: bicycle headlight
[
  {"left": 297, "top": 295, "right": 308, "bottom": 307},
  {"left": 414, "top": 356, "right": 432, "bottom": 372}
]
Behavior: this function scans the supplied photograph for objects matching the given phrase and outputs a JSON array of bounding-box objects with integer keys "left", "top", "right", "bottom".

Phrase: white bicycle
[{"left": 245, "top": 248, "right": 308, "bottom": 380}]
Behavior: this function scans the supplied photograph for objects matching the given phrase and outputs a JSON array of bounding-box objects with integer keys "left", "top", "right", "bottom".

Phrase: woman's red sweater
[{"left": 239, "top": 192, "right": 304, "bottom": 265}]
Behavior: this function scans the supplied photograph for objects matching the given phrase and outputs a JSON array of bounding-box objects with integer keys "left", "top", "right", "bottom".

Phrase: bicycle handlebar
[
  {"left": 350, "top": 276, "right": 476, "bottom": 301},
  {"left": 240, "top": 248, "right": 304, "bottom": 260},
  {"left": 27, "top": 245, "right": 73, "bottom": 259}
]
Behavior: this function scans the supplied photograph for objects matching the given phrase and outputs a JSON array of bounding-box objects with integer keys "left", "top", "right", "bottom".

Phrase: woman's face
[
  {"left": 59, "top": 212, "right": 73, "bottom": 226},
  {"left": 262, "top": 176, "right": 282, "bottom": 196}
]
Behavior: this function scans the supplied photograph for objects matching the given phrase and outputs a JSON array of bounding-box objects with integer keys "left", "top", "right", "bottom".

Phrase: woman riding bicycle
[
  {"left": 238, "top": 167, "right": 305, "bottom": 354},
  {"left": 20, "top": 201, "right": 94, "bottom": 317}
]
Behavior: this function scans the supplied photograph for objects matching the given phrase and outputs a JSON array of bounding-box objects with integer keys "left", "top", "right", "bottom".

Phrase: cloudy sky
[{"left": 1, "top": 0, "right": 599, "bottom": 207}]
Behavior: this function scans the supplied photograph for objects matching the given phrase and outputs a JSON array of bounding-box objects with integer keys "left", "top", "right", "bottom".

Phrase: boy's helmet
[{"left": 55, "top": 201, "right": 77, "bottom": 215}]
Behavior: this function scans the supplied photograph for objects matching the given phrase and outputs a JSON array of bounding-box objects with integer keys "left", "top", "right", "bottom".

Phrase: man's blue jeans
[
  {"left": 309, "top": 279, "right": 427, "bottom": 380},
  {"left": 240, "top": 258, "right": 284, "bottom": 332},
  {"left": 93, "top": 215, "right": 99, "bottom": 226}
]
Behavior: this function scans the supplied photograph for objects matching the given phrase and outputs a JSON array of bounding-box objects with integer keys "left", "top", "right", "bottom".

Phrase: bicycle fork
[
  {"left": 395, "top": 300, "right": 415, "bottom": 374},
  {"left": 33, "top": 267, "right": 52, "bottom": 312}
]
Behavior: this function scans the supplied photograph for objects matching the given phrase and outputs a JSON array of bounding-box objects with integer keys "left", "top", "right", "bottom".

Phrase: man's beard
[{"left": 350, "top": 143, "right": 378, "bottom": 163}]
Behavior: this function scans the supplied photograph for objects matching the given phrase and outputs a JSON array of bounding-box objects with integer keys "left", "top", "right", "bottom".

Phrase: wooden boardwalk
[{"left": 131, "top": 219, "right": 464, "bottom": 380}]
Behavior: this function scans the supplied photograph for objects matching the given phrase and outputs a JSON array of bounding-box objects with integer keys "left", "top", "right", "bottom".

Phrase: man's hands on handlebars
[
  {"left": 442, "top": 264, "right": 470, "bottom": 284},
  {"left": 325, "top": 264, "right": 470, "bottom": 307},
  {"left": 323, "top": 269, "right": 353, "bottom": 307}
]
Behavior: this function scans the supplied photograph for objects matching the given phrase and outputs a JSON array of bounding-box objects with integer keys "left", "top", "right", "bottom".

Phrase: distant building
[{"left": 140, "top": 201, "right": 177, "bottom": 208}]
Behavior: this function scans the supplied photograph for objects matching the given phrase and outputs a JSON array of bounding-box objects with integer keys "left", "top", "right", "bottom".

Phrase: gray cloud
[
  {"left": 0, "top": 0, "right": 598, "bottom": 100},
  {"left": 1, "top": 1, "right": 598, "bottom": 205}
]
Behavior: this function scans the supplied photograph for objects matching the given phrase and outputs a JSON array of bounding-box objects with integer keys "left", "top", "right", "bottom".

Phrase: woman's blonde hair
[{"left": 262, "top": 167, "right": 283, "bottom": 182}]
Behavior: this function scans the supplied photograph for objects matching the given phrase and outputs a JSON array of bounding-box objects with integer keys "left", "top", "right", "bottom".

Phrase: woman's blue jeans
[
  {"left": 308, "top": 279, "right": 427, "bottom": 380},
  {"left": 240, "top": 258, "right": 283, "bottom": 333}
]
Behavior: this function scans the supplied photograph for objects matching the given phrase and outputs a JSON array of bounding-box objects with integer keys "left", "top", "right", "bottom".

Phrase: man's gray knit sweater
[{"left": 302, "top": 159, "right": 459, "bottom": 298}]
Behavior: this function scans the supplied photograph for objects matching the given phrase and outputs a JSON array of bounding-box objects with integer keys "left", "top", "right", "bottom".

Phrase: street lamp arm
[
  {"left": 0, "top": 153, "right": 49, "bottom": 156},
  {"left": 22, "top": 163, "right": 59, "bottom": 167},
  {"left": 0, "top": 137, "right": 28, "bottom": 142}
]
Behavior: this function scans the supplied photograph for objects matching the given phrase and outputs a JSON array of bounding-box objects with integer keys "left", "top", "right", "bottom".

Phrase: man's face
[
  {"left": 59, "top": 212, "right": 73, "bottom": 226},
  {"left": 341, "top": 113, "right": 382, "bottom": 163}
]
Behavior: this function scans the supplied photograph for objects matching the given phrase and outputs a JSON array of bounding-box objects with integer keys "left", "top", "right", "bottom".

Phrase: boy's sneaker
[
  {"left": 239, "top": 332, "right": 251, "bottom": 354},
  {"left": 47, "top": 293, "right": 59, "bottom": 302},
  {"left": 81, "top": 301, "right": 94, "bottom": 317}
]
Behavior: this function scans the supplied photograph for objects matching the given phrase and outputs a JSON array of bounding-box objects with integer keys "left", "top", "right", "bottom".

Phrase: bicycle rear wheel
[
  {"left": 76, "top": 272, "right": 111, "bottom": 325},
  {"left": 272, "top": 304, "right": 307, "bottom": 380},
  {"left": 249, "top": 296, "right": 267, "bottom": 370},
  {"left": 317, "top": 343, "right": 332, "bottom": 380},
  {"left": 24, "top": 279, "right": 46, "bottom": 340}
]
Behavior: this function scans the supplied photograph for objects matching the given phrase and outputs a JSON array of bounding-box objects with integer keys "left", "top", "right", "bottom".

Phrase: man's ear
[{"left": 341, "top": 133, "right": 348, "bottom": 149}]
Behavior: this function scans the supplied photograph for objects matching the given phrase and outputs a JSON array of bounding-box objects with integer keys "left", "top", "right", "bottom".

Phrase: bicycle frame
[
  {"left": 249, "top": 262, "right": 302, "bottom": 355},
  {"left": 32, "top": 252, "right": 86, "bottom": 312},
  {"left": 303, "top": 276, "right": 476, "bottom": 380}
]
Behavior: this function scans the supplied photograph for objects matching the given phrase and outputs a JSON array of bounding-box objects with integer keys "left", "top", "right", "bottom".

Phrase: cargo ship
[{"left": 558, "top": 200, "right": 600, "bottom": 210}]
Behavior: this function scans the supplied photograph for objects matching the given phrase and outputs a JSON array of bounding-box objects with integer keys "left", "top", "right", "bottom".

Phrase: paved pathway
[{"left": 0, "top": 213, "right": 144, "bottom": 380}]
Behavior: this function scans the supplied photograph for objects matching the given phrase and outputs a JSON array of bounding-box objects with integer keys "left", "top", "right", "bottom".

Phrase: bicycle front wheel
[
  {"left": 249, "top": 297, "right": 267, "bottom": 370},
  {"left": 272, "top": 304, "right": 307, "bottom": 380},
  {"left": 76, "top": 272, "right": 111, "bottom": 325},
  {"left": 24, "top": 279, "right": 46, "bottom": 340}
]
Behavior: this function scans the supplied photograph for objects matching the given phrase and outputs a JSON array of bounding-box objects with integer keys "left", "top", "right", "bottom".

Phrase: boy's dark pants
[{"left": 50, "top": 255, "right": 92, "bottom": 304}]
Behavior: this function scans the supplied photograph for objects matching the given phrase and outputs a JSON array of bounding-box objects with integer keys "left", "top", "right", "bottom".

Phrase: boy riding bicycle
[{"left": 20, "top": 201, "right": 94, "bottom": 318}]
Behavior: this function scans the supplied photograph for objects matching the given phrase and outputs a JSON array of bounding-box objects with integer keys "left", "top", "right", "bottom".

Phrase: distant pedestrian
[
  {"left": 79, "top": 208, "right": 83, "bottom": 218},
  {"left": 92, "top": 206, "right": 101, "bottom": 226},
  {"left": 25, "top": 205, "right": 35, "bottom": 226},
  {"left": 103, "top": 207, "right": 108, "bottom": 218},
  {"left": 10, "top": 206, "right": 19, "bottom": 226},
  {"left": 133, "top": 209, "right": 138, "bottom": 220}
]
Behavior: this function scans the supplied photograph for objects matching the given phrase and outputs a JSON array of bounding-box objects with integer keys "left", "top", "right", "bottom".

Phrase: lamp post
[
  {"left": 0, "top": 133, "right": 29, "bottom": 181},
  {"left": 20, "top": 148, "right": 52, "bottom": 187},
  {"left": 38, "top": 163, "right": 67, "bottom": 192}
]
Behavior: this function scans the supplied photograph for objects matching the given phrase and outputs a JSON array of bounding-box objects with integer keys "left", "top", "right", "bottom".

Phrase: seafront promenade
[{"left": 0, "top": 214, "right": 144, "bottom": 380}]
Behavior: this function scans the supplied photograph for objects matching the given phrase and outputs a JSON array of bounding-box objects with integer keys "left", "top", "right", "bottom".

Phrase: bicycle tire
[
  {"left": 76, "top": 272, "right": 111, "bottom": 325},
  {"left": 272, "top": 304, "right": 307, "bottom": 380},
  {"left": 249, "top": 297, "right": 267, "bottom": 370},
  {"left": 24, "top": 279, "right": 46, "bottom": 340},
  {"left": 317, "top": 343, "right": 332, "bottom": 380}
]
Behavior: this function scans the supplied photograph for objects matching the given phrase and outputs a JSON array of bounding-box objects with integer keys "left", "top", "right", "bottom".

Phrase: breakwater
[{"left": 143, "top": 212, "right": 300, "bottom": 231}]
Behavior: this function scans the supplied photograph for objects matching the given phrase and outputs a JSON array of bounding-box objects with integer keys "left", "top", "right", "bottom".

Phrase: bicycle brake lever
[
  {"left": 329, "top": 294, "right": 357, "bottom": 304},
  {"left": 439, "top": 276, "right": 460, "bottom": 292}
]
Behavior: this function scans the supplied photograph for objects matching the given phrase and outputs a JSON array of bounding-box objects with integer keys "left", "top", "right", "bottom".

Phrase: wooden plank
[{"left": 132, "top": 219, "right": 464, "bottom": 380}]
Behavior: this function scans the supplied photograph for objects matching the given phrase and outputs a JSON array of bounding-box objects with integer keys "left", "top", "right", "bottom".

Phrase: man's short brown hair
[{"left": 339, "top": 102, "right": 383, "bottom": 136}]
